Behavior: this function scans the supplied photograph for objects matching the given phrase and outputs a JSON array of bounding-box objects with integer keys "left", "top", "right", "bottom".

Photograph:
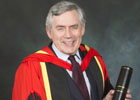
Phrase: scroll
[{"left": 112, "top": 66, "right": 133, "bottom": 100}]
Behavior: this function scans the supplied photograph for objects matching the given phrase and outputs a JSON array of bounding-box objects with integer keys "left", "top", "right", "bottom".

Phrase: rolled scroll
[{"left": 112, "top": 66, "right": 133, "bottom": 100}]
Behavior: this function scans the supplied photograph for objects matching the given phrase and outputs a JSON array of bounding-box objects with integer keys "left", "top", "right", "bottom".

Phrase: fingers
[
  {"left": 109, "top": 89, "right": 115, "bottom": 95},
  {"left": 127, "top": 89, "right": 130, "bottom": 94},
  {"left": 125, "top": 89, "right": 132, "bottom": 100},
  {"left": 125, "top": 93, "right": 132, "bottom": 99},
  {"left": 105, "top": 89, "right": 132, "bottom": 100},
  {"left": 104, "top": 90, "right": 115, "bottom": 100}
]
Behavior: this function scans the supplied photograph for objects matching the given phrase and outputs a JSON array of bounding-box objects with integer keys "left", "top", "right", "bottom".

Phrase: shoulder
[{"left": 22, "top": 46, "right": 55, "bottom": 62}]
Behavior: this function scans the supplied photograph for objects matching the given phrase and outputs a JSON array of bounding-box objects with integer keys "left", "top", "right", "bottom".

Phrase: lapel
[
  {"left": 79, "top": 48, "right": 101, "bottom": 100},
  {"left": 65, "top": 72, "right": 84, "bottom": 100},
  {"left": 86, "top": 57, "right": 104, "bottom": 100},
  {"left": 46, "top": 62, "right": 72, "bottom": 100},
  {"left": 86, "top": 68, "right": 100, "bottom": 100},
  {"left": 46, "top": 62, "right": 85, "bottom": 100}
]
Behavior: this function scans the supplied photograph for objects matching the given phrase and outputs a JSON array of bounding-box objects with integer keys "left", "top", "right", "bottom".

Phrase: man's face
[{"left": 46, "top": 10, "right": 85, "bottom": 55}]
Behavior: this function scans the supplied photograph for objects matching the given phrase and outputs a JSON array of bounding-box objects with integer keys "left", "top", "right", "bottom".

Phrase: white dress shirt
[{"left": 52, "top": 43, "right": 91, "bottom": 96}]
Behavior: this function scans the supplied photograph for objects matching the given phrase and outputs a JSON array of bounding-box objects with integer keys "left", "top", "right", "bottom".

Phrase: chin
[
  {"left": 66, "top": 50, "right": 77, "bottom": 55},
  {"left": 60, "top": 45, "right": 78, "bottom": 54}
]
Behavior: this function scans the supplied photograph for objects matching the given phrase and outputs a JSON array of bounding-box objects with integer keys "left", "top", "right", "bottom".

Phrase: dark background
[{"left": 0, "top": 0, "right": 140, "bottom": 99}]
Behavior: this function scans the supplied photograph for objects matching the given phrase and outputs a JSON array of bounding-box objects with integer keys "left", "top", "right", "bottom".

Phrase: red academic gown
[{"left": 12, "top": 44, "right": 111, "bottom": 100}]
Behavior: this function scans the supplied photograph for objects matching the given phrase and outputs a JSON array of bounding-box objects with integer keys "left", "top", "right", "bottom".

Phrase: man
[{"left": 12, "top": 1, "right": 131, "bottom": 100}]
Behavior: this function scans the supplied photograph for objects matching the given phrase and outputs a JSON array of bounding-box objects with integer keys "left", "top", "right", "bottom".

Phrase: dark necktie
[{"left": 68, "top": 55, "right": 90, "bottom": 100}]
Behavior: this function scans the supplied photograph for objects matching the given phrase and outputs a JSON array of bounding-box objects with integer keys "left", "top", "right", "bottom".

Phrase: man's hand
[{"left": 104, "top": 89, "right": 132, "bottom": 100}]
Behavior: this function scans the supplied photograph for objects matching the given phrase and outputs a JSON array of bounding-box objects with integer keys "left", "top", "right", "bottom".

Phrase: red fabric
[
  {"left": 81, "top": 48, "right": 100, "bottom": 71},
  {"left": 12, "top": 60, "right": 47, "bottom": 100},
  {"left": 23, "top": 46, "right": 100, "bottom": 72},
  {"left": 79, "top": 45, "right": 87, "bottom": 51},
  {"left": 23, "top": 53, "right": 72, "bottom": 70},
  {"left": 12, "top": 45, "right": 109, "bottom": 100}
]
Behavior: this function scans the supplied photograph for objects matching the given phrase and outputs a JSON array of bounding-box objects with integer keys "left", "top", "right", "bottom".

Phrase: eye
[
  {"left": 71, "top": 25, "right": 78, "bottom": 29},
  {"left": 57, "top": 27, "right": 63, "bottom": 30},
  {"left": 56, "top": 26, "right": 64, "bottom": 31}
]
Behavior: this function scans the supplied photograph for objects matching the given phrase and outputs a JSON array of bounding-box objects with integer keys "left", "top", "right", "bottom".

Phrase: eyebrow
[
  {"left": 55, "top": 24, "right": 79, "bottom": 28},
  {"left": 70, "top": 24, "right": 78, "bottom": 27},
  {"left": 56, "top": 25, "right": 65, "bottom": 28}
]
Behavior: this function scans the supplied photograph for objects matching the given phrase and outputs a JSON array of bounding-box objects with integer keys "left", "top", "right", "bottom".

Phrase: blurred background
[{"left": 0, "top": 0, "right": 140, "bottom": 99}]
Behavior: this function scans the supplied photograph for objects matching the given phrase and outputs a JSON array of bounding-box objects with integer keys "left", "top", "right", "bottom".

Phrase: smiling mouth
[{"left": 63, "top": 41, "right": 75, "bottom": 46}]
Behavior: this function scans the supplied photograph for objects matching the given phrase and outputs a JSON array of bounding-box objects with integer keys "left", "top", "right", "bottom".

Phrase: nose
[{"left": 64, "top": 28, "right": 72, "bottom": 39}]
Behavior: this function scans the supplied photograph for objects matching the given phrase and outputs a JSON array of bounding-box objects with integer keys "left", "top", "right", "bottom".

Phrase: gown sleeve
[
  {"left": 12, "top": 62, "right": 33, "bottom": 100},
  {"left": 12, "top": 61, "right": 44, "bottom": 100}
]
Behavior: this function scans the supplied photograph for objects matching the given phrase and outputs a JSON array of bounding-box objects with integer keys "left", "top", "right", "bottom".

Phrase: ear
[
  {"left": 46, "top": 27, "right": 52, "bottom": 39},
  {"left": 81, "top": 24, "right": 85, "bottom": 36}
]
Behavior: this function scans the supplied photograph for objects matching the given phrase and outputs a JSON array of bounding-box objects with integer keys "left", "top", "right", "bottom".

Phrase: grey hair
[{"left": 46, "top": 1, "right": 86, "bottom": 30}]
